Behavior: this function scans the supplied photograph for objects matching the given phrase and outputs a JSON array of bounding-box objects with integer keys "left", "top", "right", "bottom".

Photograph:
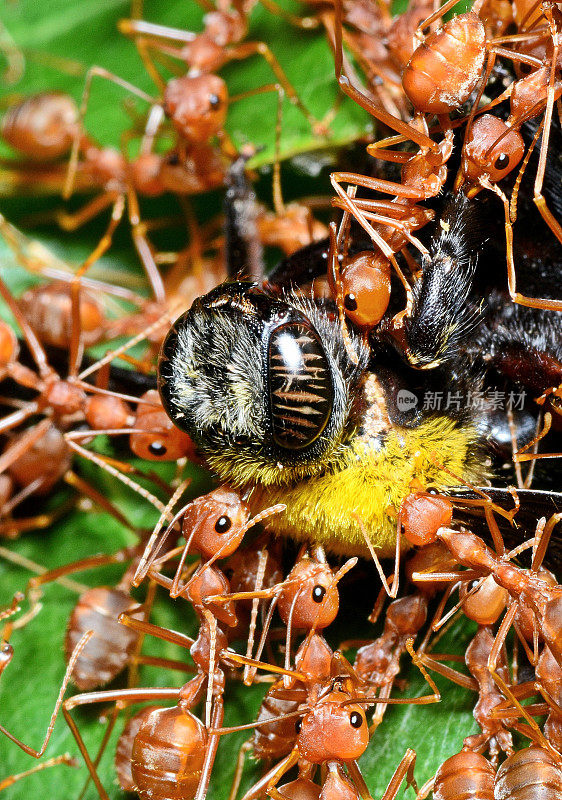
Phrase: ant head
[
  {"left": 0, "top": 320, "right": 18, "bottom": 367},
  {"left": 187, "top": 565, "right": 237, "bottom": 626},
  {"left": 462, "top": 114, "right": 524, "bottom": 185},
  {"left": 278, "top": 560, "right": 340, "bottom": 630},
  {"left": 400, "top": 493, "right": 453, "bottom": 546},
  {"left": 297, "top": 691, "right": 369, "bottom": 763},
  {"left": 164, "top": 74, "right": 228, "bottom": 143},
  {"left": 336, "top": 251, "right": 391, "bottom": 330},
  {"left": 386, "top": 593, "right": 428, "bottom": 635},
  {"left": 460, "top": 575, "right": 507, "bottom": 625},
  {"left": 181, "top": 485, "right": 250, "bottom": 560},
  {"left": 130, "top": 390, "right": 196, "bottom": 461}
]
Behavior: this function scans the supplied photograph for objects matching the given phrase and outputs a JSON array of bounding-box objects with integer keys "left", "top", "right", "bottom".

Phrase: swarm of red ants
[{"left": 2, "top": 0, "right": 562, "bottom": 797}]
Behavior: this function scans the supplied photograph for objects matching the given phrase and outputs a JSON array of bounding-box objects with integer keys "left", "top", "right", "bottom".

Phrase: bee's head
[{"left": 158, "top": 281, "right": 368, "bottom": 486}]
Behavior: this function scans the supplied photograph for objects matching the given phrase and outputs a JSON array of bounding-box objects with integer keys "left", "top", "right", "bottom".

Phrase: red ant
[
  {"left": 340, "top": 593, "right": 429, "bottom": 733},
  {"left": 116, "top": 3, "right": 327, "bottom": 136}
]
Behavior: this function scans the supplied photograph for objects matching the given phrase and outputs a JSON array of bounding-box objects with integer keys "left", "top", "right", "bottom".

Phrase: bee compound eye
[
  {"left": 268, "top": 320, "right": 333, "bottom": 450},
  {"left": 312, "top": 584, "right": 326, "bottom": 603},
  {"left": 148, "top": 441, "right": 167, "bottom": 457},
  {"left": 349, "top": 711, "right": 363, "bottom": 728},
  {"left": 215, "top": 515, "right": 232, "bottom": 534}
]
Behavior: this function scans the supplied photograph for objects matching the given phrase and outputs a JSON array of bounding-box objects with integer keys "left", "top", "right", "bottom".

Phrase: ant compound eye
[
  {"left": 344, "top": 293, "right": 358, "bottom": 312},
  {"left": 215, "top": 515, "right": 232, "bottom": 534},
  {"left": 349, "top": 711, "right": 363, "bottom": 728},
  {"left": 295, "top": 718, "right": 302, "bottom": 733},
  {"left": 312, "top": 585, "right": 326, "bottom": 603},
  {"left": 494, "top": 153, "right": 509, "bottom": 171},
  {"left": 148, "top": 441, "right": 167, "bottom": 456},
  {"left": 209, "top": 93, "right": 221, "bottom": 109}
]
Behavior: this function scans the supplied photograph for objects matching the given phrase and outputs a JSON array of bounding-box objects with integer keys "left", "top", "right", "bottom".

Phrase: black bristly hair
[{"left": 403, "top": 194, "right": 482, "bottom": 370}]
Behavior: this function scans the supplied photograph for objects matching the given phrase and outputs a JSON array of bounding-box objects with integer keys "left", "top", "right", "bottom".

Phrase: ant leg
[
  {"left": 62, "top": 686, "right": 180, "bottom": 800},
  {"left": 194, "top": 694, "right": 224, "bottom": 800},
  {"left": 416, "top": 652, "right": 478, "bottom": 690},
  {"left": 259, "top": 0, "right": 320, "bottom": 30},
  {"left": 0, "top": 418, "right": 51, "bottom": 474},
  {"left": 0, "top": 22, "right": 24, "bottom": 85},
  {"left": 0, "top": 404, "right": 39, "bottom": 436},
  {"left": 55, "top": 191, "right": 119, "bottom": 233},
  {"left": 332, "top": 0, "right": 436, "bottom": 152},
  {"left": 346, "top": 761, "right": 372, "bottom": 800},
  {"left": 243, "top": 547, "right": 269, "bottom": 685},
  {"left": 77, "top": 302, "right": 180, "bottom": 381},
  {"left": 65, "top": 66, "right": 155, "bottom": 200},
  {"left": 355, "top": 512, "right": 399, "bottom": 597},
  {"left": 488, "top": 646, "right": 555, "bottom": 754},
  {"left": 414, "top": 0, "right": 464, "bottom": 34},
  {"left": 63, "top": 471, "right": 137, "bottom": 532},
  {"left": 65, "top": 436, "right": 167, "bottom": 513},
  {"left": 118, "top": 612, "right": 194, "bottom": 649},
  {"left": 228, "top": 741, "right": 253, "bottom": 800},
  {"left": 126, "top": 185, "right": 165, "bottom": 302},
  {"left": 0, "top": 630, "right": 94, "bottom": 757},
  {"left": 0, "top": 753, "right": 76, "bottom": 792},
  {"left": 380, "top": 749, "right": 418, "bottom": 800},
  {"left": 0, "top": 276, "right": 50, "bottom": 378},
  {"left": 488, "top": 180, "right": 562, "bottom": 310},
  {"left": 225, "top": 41, "right": 328, "bottom": 136},
  {"left": 240, "top": 749, "right": 300, "bottom": 800}
]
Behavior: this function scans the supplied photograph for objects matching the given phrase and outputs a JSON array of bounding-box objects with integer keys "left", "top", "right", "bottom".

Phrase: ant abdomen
[
  {"left": 494, "top": 746, "right": 562, "bottom": 799},
  {"left": 115, "top": 705, "right": 162, "bottom": 792},
  {"left": 433, "top": 751, "right": 495, "bottom": 800},
  {"left": 64, "top": 586, "right": 144, "bottom": 690},
  {"left": 1, "top": 92, "right": 79, "bottom": 160},
  {"left": 402, "top": 13, "right": 486, "bottom": 114},
  {"left": 131, "top": 705, "right": 207, "bottom": 800},
  {"left": 18, "top": 282, "right": 105, "bottom": 349},
  {"left": 253, "top": 682, "right": 306, "bottom": 760}
]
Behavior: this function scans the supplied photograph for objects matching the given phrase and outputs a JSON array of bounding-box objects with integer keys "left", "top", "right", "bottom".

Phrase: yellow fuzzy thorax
[{"left": 245, "top": 417, "right": 484, "bottom": 558}]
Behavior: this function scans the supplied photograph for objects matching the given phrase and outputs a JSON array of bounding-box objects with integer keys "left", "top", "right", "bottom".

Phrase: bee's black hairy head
[{"left": 157, "top": 281, "right": 368, "bottom": 485}]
